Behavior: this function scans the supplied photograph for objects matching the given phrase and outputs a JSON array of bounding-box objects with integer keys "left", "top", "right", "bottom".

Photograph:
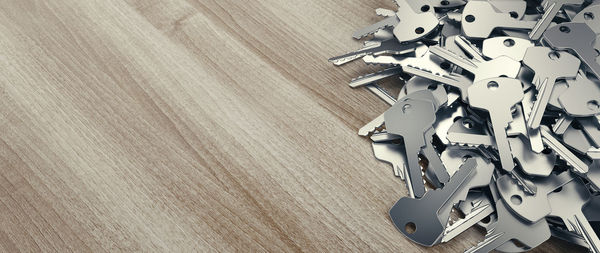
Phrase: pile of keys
[{"left": 330, "top": 0, "right": 600, "bottom": 252}]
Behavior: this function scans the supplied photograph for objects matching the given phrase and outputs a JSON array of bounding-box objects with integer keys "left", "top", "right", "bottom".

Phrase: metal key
[
  {"left": 329, "top": 39, "right": 418, "bottom": 66},
  {"left": 468, "top": 78, "right": 523, "bottom": 172},
  {"left": 461, "top": 1, "right": 537, "bottom": 39},
  {"left": 482, "top": 36, "right": 534, "bottom": 61},
  {"left": 403, "top": 66, "right": 471, "bottom": 102},
  {"left": 509, "top": 135, "right": 556, "bottom": 177},
  {"left": 523, "top": 47, "right": 580, "bottom": 129},
  {"left": 429, "top": 46, "right": 521, "bottom": 82},
  {"left": 544, "top": 22, "right": 600, "bottom": 78},
  {"left": 353, "top": 0, "right": 439, "bottom": 43},
  {"left": 529, "top": 0, "right": 585, "bottom": 40},
  {"left": 372, "top": 141, "right": 407, "bottom": 179},
  {"left": 573, "top": 3, "right": 600, "bottom": 34},
  {"left": 547, "top": 178, "right": 600, "bottom": 252},
  {"left": 349, "top": 66, "right": 403, "bottom": 88},
  {"left": 384, "top": 96, "right": 441, "bottom": 198},
  {"left": 389, "top": 157, "right": 494, "bottom": 246},
  {"left": 464, "top": 198, "right": 551, "bottom": 253},
  {"left": 541, "top": 125, "right": 590, "bottom": 174},
  {"left": 496, "top": 171, "right": 574, "bottom": 222},
  {"left": 559, "top": 74, "right": 600, "bottom": 117}
]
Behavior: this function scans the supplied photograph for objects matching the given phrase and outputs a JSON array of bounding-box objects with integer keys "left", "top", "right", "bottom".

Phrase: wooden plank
[{"left": 0, "top": 0, "right": 584, "bottom": 251}]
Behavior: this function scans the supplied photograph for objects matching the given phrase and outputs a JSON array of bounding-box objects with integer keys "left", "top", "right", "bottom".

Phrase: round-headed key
[
  {"left": 468, "top": 78, "right": 524, "bottom": 172},
  {"left": 543, "top": 22, "right": 600, "bottom": 79}
]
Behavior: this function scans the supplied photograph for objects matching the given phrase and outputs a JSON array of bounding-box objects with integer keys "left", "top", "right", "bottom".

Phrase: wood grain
[{"left": 0, "top": 0, "right": 586, "bottom": 251}]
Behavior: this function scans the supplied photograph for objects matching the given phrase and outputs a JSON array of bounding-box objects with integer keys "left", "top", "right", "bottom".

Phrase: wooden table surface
[{"left": 0, "top": 0, "right": 586, "bottom": 252}]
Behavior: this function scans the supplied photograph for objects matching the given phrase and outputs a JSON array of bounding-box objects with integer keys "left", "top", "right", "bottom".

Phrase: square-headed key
[
  {"left": 385, "top": 95, "right": 449, "bottom": 198},
  {"left": 461, "top": 1, "right": 537, "bottom": 39},
  {"left": 523, "top": 47, "right": 581, "bottom": 129},
  {"left": 353, "top": 0, "right": 439, "bottom": 43},
  {"left": 543, "top": 22, "right": 600, "bottom": 79},
  {"left": 468, "top": 78, "right": 524, "bottom": 172}
]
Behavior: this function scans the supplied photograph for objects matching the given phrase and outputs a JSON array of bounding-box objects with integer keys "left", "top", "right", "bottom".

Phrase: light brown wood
[{"left": 0, "top": 0, "right": 586, "bottom": 252}]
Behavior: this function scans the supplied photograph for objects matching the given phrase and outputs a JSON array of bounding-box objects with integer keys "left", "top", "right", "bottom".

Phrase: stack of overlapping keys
[{"left": 330, "top": 0, "right": 600, "bottom": 252}]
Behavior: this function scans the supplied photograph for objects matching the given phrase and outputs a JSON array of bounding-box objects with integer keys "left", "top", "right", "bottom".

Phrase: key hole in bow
[
  {"left": 584, "top": 12, "right": 595, "bottom": 21},
  {"left": 587, "top": 100, "right": 599, "bottom": 111},
  {"left": 510, "top": 195, "right": 522, "bottom": 205},
  {"left": 503, "top": 39, "right": 515, "bottom": 47},
  {"left": 559, "top": 26, "right": 571, "bottom": 33},
  {"left": 405, "top": 222, "right": 417, "bottom": 234},
  {"left": 465, "top": 15, "right": 475, "bottom": 23},
  {"left": 548, "top": 51, "right": 560, "bottom": 60},
  {"left": 402, "top": 104, "right": 412, "bottom": 113},
  {"left": 487, "top": 81, "right": 499, "bottom": 91}
]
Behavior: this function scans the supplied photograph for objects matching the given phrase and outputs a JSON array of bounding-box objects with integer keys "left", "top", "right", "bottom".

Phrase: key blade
[
  {"left": 353, "top": 16, "right": 398, "bottom": 40},
  {"left": 349, "top": 67, "right": 403, "bottom": 88},
  {"left": 529, "top": 2, "right": 560, "bottom": 40}
]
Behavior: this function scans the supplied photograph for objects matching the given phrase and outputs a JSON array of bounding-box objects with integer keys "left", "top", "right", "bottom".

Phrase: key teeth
[
  {"left": 353, "top": 24, "right": 395, "bottom": 40},
  {"left": 350, "top": 68, "right": 401, "bottom": 83}
]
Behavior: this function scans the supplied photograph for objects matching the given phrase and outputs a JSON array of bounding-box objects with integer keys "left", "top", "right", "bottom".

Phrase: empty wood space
[{"left": 0, "top": 0, "right": 582, "bottom": 252}]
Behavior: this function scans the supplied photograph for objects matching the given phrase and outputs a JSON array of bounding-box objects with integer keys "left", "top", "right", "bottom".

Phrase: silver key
[
  {"left": 385, "top": 96, "right": 444, "bottom": 197},
  {"left": 446, "top": 116, "right": 495, "bottom": 147},
  {"left": 541, "top": 125, "right": 590, "bottom": 174},
  {"left": 543, "top": 22, "right": 600, "bottom": 79},
  {"left": 523, "top": 47, "right": 580, "bottom": 129},
  {"left": 429, "top": 46, "right": 521, "bottom": 82},
  {"left": 547, "top": 177, "right": 600, "bottom": 252},
  {"left": 529, "top": 0, "right": 585, "bottom": 40},
  {"left": 349, "top": 66, "right": 403, "bottom": 88},
  {"left": 559, "top": 74, "right": 600, "bottom": 117},
  {"left": 461, "top": 1, "right": 537, "bottom": 39},
  {"left": 464, "top": 198, "right": 551, "bottom": 253},
  {"left": 403, "top": 67, "right": 471, "bottom": 102},
  {"left": 482, "top": 36, "right": 534, "bottom": 61},
  {"left": 389, "top": 157, "right": 494, "bottom": 246},
  {"left": 509, "top": 135, "right": 556, "bottom": 177},
  {"left": 372, "top": 141, "right": 407, "bottom": 179},
  {"left": 573, "top": 3, "right": 600, "bottom": 34},
  {"left": 468, "top": 78, "right": 523, "bottom": 172},
  {"left": 496, "top": 171, "right": 573, "bottom": 222},
  {"left": 353, "top": 0, "right": 439, "bottom": 43},
  {"left": 329, "top": 39, "right": 418, "bottom": 66}
]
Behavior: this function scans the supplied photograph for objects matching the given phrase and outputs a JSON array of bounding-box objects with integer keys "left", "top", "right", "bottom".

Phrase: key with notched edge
[
  {"left": 389, "top": 157, "right": 495, "bottom": 246},
  {"left": 385, "top": 94, "right": 449, "bottom": 198}
]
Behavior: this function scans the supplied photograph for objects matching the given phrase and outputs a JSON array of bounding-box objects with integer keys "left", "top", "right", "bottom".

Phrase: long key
[
  {"left": 389, "top": 157, "right": 495, "bottom": 246},
  {"left": 544, "top": 22, "right": 600, "bottom": 79},
  {"left": 529, "top": 0, "right": 585, "bottom": 40},
  {"left": 468, "top": 78, "right": 523, "bottom": 172},
  {"left": 384, "top": 97, "right": 437, "bottom": 198},
  {"left": 464, "top": 198, "right": 551, "bottom": 253},
  {"left": 523, "top": 47, "right": 580, "bottom": 129},
  {"left": 329, "top": 39, "right": 418, "bottom": 66},
  {"left": 461, "top": 1, "right": 537, "bottom": 39},
  {"left": 429, "top": 46, "right": 521, "bottom": 82},
  {"left": 548, "top": 178, "right": 600, "bottom": 252},
  {"left": 353, "top": 0, "right": 439, "bottom": 43}
]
